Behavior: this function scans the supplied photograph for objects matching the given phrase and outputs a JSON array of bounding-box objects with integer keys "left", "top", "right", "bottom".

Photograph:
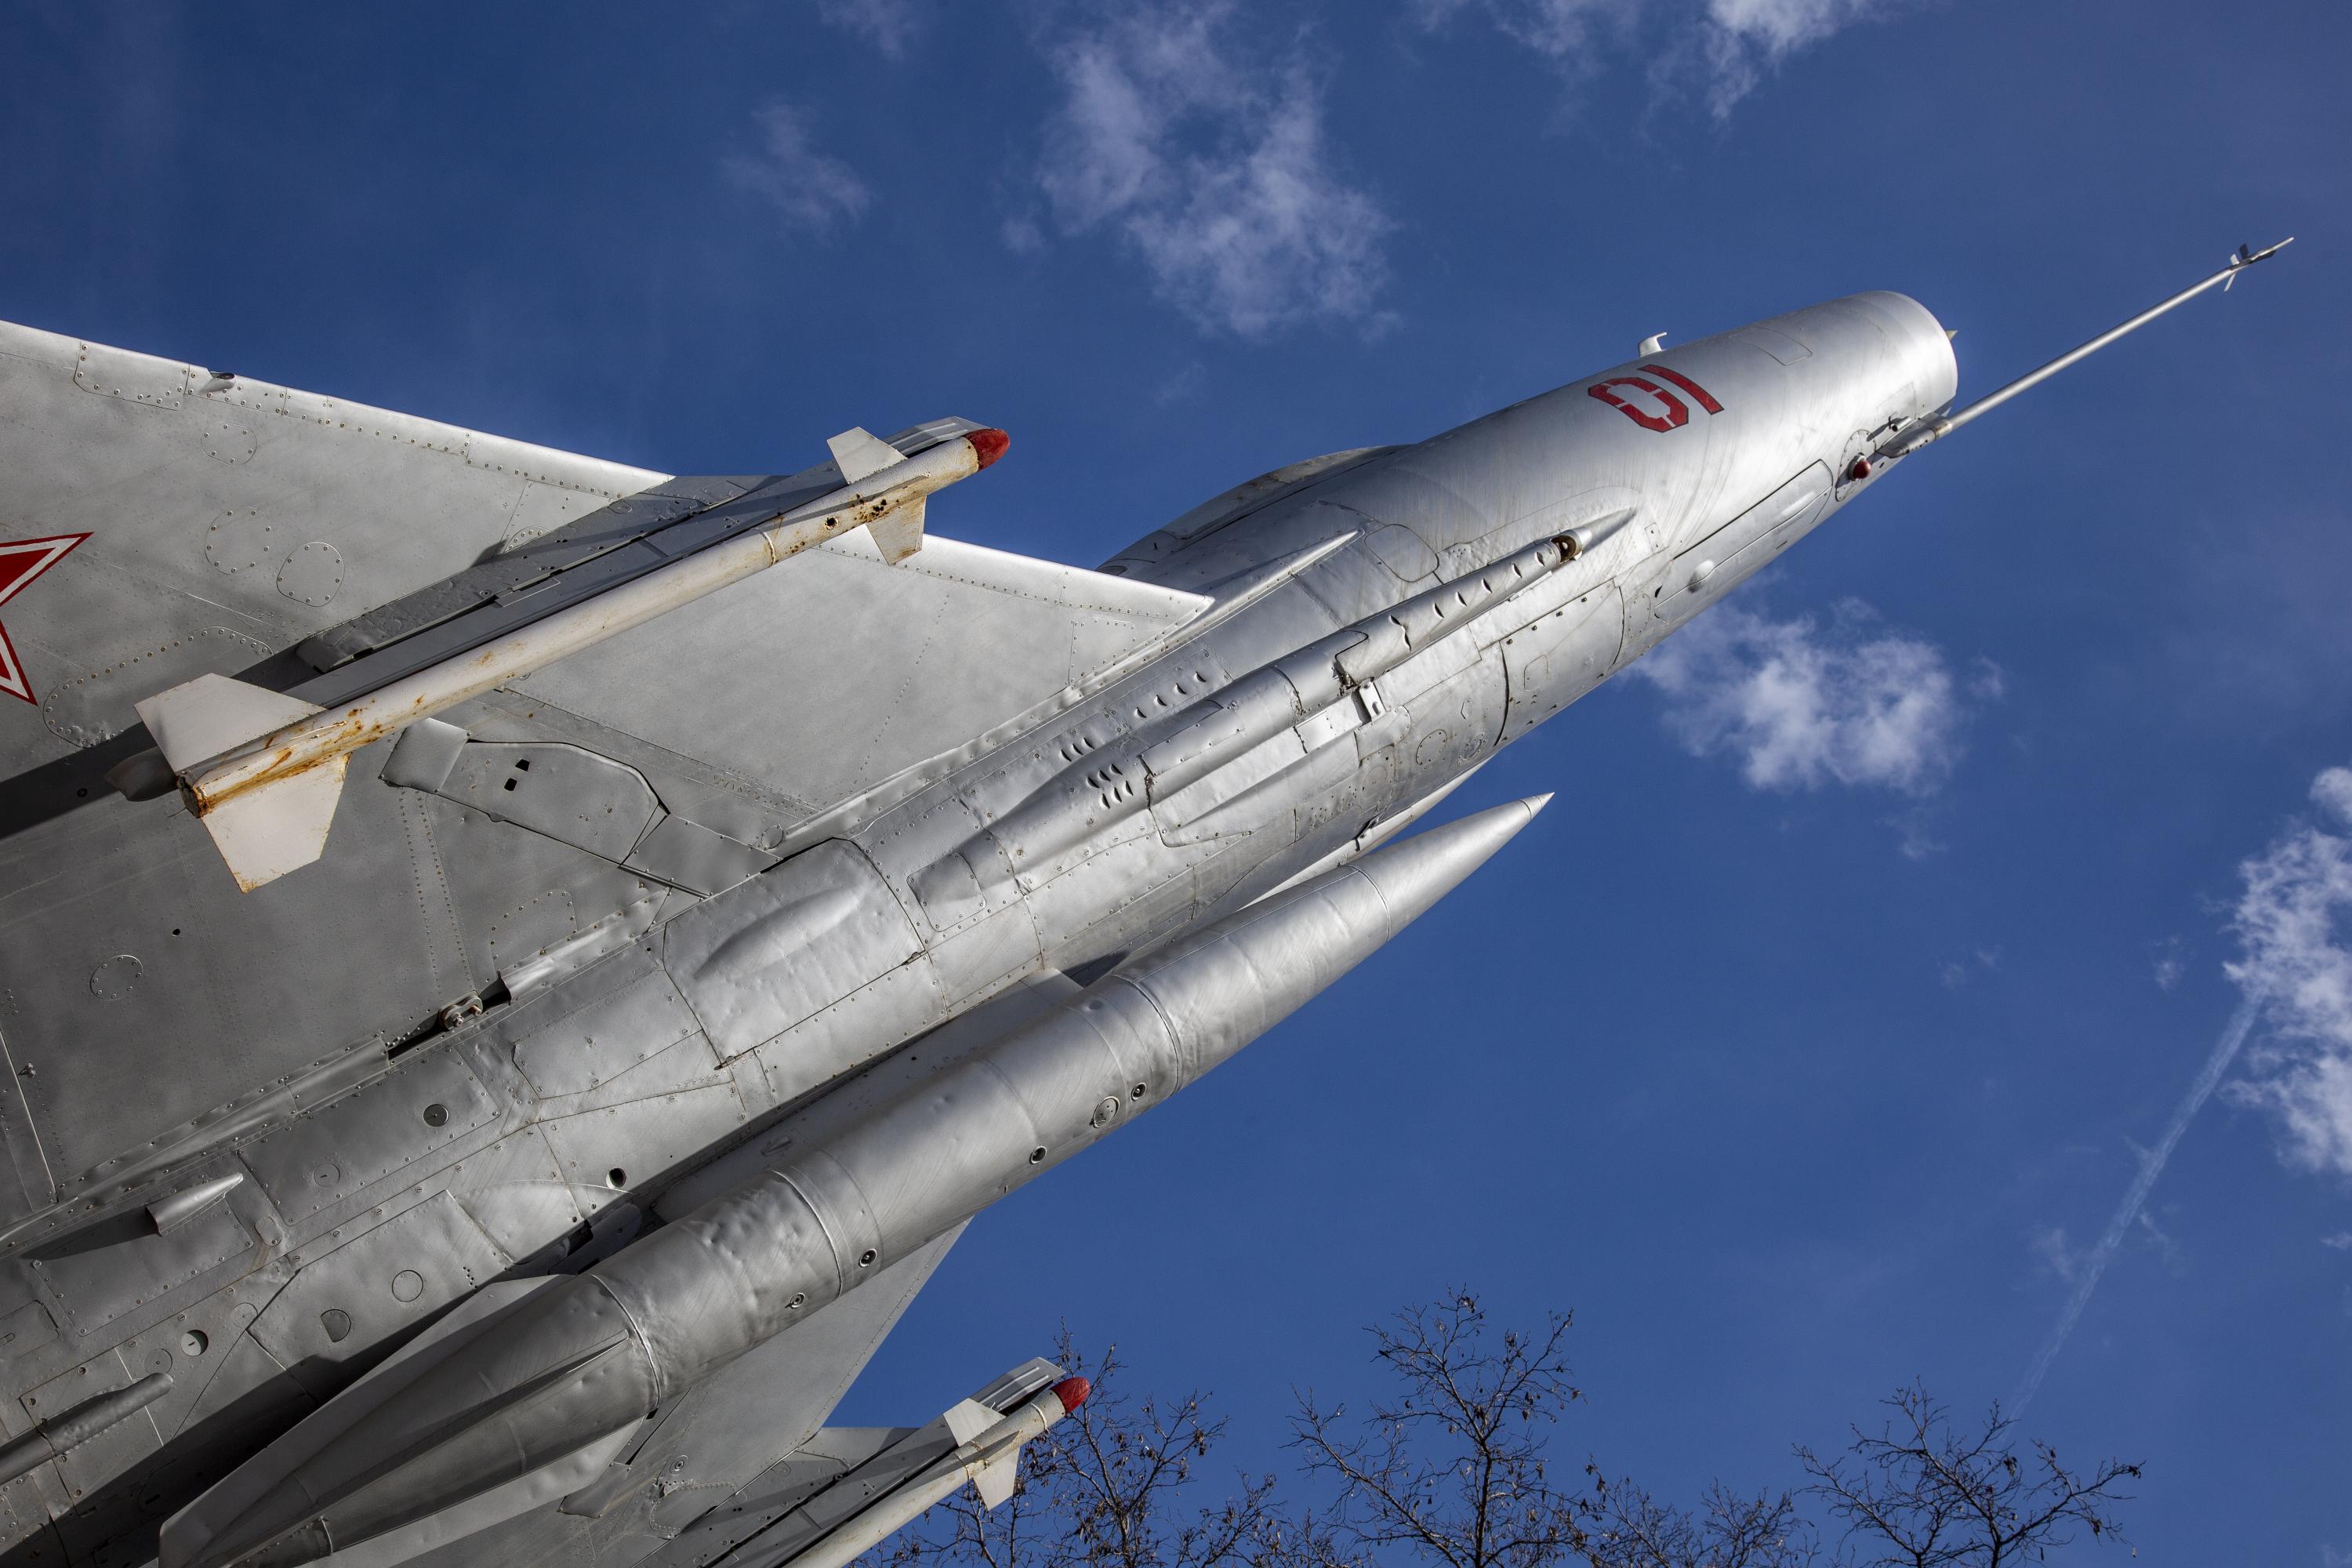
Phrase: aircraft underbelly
[{"left": 0, "top": 282, "right": 1994, "bottom": 1567}]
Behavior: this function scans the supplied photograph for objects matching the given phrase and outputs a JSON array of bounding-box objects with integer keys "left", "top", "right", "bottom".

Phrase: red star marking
[{"left": 0, "top": 534, "right": 89, "bottom": 706}]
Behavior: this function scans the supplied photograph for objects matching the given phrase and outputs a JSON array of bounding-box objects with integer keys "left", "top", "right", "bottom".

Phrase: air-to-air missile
[
  {"left": 738, "top": 1368, "right": 1094, "bottom": 1568},
  {"left": 0, "top": 241, "right": 2288, "bottom": 1568},
  {"left": 123, "top": 425, "right": 1011, "bottom": 891}
]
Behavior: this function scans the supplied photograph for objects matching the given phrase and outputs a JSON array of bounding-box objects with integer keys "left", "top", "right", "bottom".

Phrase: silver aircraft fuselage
[{"left": 0, "top": 291, "right": 1958, "bottom": 1568}]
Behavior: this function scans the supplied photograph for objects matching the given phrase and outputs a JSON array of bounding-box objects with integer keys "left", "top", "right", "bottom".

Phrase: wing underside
[{"left": 0, "top": 318, "right": 1200, "bottom": 1225}]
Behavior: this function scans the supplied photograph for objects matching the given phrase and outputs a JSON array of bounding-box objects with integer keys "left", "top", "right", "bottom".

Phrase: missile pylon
[{"left": 161, "top": 794, "right": 1549, "bottom": 1568}]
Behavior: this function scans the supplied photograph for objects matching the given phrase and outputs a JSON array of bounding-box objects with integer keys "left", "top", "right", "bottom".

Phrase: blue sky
[{"left": 3, "top": 2, "right": 2347, "bottom": 1560}]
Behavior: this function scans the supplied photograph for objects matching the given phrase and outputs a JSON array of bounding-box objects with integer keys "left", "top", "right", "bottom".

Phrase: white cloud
[
  {"left": 817, "top": 0, "right": 919, "bottom": 58},
  {"left": 1699, "top": 0, "right": 1897, "bottom": 114},
  {"left": 2315, "top": 764, "right": 2352, "bottom": 823},
  {"left": 2135, "top": 1208, "right": 2183, "bottom": 1269},
  {"left": 2153, "top": 935, "right": 2187, "bottom": 993},
  {"left": 1628, "top": 600, "right": 1976, "bottom": 796},
  {"left": 1939, "top": 946, "right": 2001, "bottom": 989},
  {"left": 2029, "top": 1225, "right": 2076, "bottom": 1283},
  {"left": 2224, "top": 763, "right": 2352, "bottom": 1176},
  {"left": 722, "top": 100, "right": 873, "bottom": 238},
  {"left": 1028, "top": 2, "right": 1393, "bottom": 339},
  {"left": 1412, "top": 0, "right": 1632, "bottom": 66},
  {"left": 1418, "top": 0, "right": 1907, "bottom": 117}
]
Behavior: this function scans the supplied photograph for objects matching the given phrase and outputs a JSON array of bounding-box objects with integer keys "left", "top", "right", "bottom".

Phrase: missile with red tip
[
  {"left": 721, "top": 1374, "right": 1094, "bottom": 1568},
  {"left": 130, "top": 422, "right": 1010, "bottom": 891}
]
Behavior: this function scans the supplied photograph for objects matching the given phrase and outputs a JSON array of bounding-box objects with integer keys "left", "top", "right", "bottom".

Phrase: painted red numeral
[
  {"left": 1588, "top": 376, "right": 1689, "bottom": 432},
  {"left": 1589, "top": 365, "right": 1725, "bottom": 432},
  {"left": 1638, "top": 363, "right": 1724, "bottom": 415}
]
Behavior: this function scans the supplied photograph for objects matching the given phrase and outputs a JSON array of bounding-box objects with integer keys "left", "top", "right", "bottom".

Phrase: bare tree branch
[
  {"left": 1285, "top": 1292, "right": 1592, "bottom": 1568},
  {"left": 1796, "top": 1384, "right": 2139, "bottom": 1568},
  {"left": 874, "top": 1306, "right": 2138, "bottom": 1568},
  {"left": 1577, "top": 1474, "right": 1820, "bottom": 1568}
]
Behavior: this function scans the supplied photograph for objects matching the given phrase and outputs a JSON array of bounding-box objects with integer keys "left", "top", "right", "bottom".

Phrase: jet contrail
[{"left": 2011, "top": 988, "right": 2265, "bottom": 1413}]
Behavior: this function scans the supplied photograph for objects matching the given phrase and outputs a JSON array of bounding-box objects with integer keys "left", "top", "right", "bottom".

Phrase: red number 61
[{"left": 1588, "top": 364, "right": 1724, "bottom": 432}]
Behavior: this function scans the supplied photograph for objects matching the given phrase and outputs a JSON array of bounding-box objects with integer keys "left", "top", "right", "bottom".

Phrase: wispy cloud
[
  {"left": 1417, "top": 0, "right": 1909, "bottom": 116},
  {"left": 2029, "top": 1225, "right": 2078, "bottom": 1283},
  {"left": 1697, "top": 0, "right": 1903, "bottom": 115},
  {"left": 2223, "top": 763, "right": 2352, "bottom": 1175},
  {"left": 2013, "top": 989, "right": 2265, "bottom": 1413},
  {"left": 1628, "top": 600, "right": 1984, "bottom": 798},
  {"left": 1940, "top": 946, "right": 2002, "bottom": 990},
  {"left": 1025, "top": 2, "right": 1394, "bottom": 339},
  {"left": 2136, "top": 1208, "right": 2183, "bottom": 1271},
  {"left": 722, "top": 100, "right": 873, "bottom": 238},
  {"left": 816, "top": 0, "right": 920, "bottom": 58},
  {"left": 1411, "top": 0, "right": 1632, "bottom": 70},
  {"left": 2016, "top": 759, "right": 2352, "bottom": 1408}
]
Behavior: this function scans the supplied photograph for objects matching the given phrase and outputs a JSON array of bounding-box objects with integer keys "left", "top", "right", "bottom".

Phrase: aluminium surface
[{"left": 0, "top": 248, "right": 2282, "bottom": 1568}]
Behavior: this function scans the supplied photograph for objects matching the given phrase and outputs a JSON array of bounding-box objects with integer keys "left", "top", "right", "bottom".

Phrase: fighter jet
[{"left": 0, "top": 240, "right": 2288, "bottom": 1568}]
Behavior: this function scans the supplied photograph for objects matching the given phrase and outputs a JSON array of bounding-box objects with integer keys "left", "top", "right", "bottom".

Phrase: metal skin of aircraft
[{"left": 0, "top": 241, "right": 2286, "bottom": 1568}]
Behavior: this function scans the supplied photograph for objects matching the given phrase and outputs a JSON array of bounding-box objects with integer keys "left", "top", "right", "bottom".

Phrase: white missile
[
  {"left": 733, "top": 1376, "right": 1092, "bottom": 1568},
  {"left": 131, "top": 426, "right": 1007, "bottom": 891}
]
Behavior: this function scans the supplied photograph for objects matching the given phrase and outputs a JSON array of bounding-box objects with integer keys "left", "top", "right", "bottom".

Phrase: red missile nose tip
[
  {"left": 969, "top": 428, "right": 1011, "bottom": 470},
  {"left": 1051, "top": 1376, "right": 1091, "bottom": 1412}
]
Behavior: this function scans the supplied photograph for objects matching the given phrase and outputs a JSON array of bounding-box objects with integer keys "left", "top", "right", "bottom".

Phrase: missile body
[
  {"left": 129, "top": 427, "right": 1007, "bottom": 889},
  {"left": 166, "top": 796, "right": 1547, "bottom": 1568},
  {"left": 731, "top": 1375, "right": 1093, "bottom": 1568},
  {"left": 165, "top": 429, "right": 1007, "bottom": 818}
]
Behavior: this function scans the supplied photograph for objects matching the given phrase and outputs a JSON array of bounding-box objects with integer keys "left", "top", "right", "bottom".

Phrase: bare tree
[
  {"left": 1279, "top": 1294, "right": 1809, "bottom": 1568},
  {"left": 1795, "top": 1385, "right": 2139, "bottom": 1568},
  {"left": 1281, "top": 1294, "right": 1593, "bottom": 1568},
  {"left": 1579, "top": 1478, "right": 1817, "bottom": 1568},
  {"left": 876, "top": 1330, "right": 1278, "bottom": 1568},
  {"left": 874, "top": 1303, "right": 2137, "bottom": 1568}
]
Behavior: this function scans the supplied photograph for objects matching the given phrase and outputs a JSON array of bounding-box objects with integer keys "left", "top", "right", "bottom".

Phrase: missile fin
[
  {"left": 972, "top": 1451, "right": 1019, "bottom": 1510},
  {"left": 132, "top": 673, "right": 344, "bottom": 889},
  {"left": 827, "top": 426, "right": 908, "bottom": 485},
  {"left": 868, "top": 495, "right": 926, "bottom": 565},
  {"left": 134, "top": 672, "right": 321, "bottom": 771},
  {"left": 942, "top": 1398, "right": 1000, "bottom": 1446},
  {"left": 189, "top": 756, "right": 347, "bottom": 891}
]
